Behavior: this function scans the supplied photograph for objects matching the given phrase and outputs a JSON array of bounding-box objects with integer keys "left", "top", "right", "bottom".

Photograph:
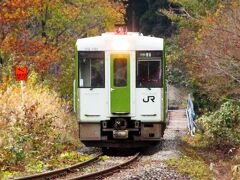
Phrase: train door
[{"left": 110, "top": 54, "right": 130, "bottom": 113}]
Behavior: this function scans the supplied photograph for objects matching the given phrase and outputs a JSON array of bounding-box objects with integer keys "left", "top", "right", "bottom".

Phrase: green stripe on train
[
  {"left": 163, "top": 42, "right": 168, "bottom": 122},
  {"left": 74, "top": 47, "right": 79, "bottom": 116}
]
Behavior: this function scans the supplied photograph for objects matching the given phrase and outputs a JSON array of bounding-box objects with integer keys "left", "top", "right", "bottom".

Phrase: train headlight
[
  {"left": 114, "top": 118, "right": 127, "bottom": 130},
  {"left": 111, "top": 39, "right": 129, "bottom": 51}
]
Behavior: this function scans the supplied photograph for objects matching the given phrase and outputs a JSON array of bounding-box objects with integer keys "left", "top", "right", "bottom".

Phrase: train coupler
[{"left": 113, "top": 130, "right": 128, "bottom": 139}]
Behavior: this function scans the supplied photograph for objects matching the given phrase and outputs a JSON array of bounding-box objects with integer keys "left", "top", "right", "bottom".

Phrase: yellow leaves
[
  {"left": 99, "top": 155, "right": 110, "bottom": 161},
  {"left": 194, "top": 28, "right": 203, "bottom": 43},
  {"left": 0, "top": 76, "right": 12, "bottom": 93},
  {"left": 214, "top": 3, "right": 225, "bottom": 17},
  {"left": 214, "top": 9, "right": 221, "bottom": 17},
  {"left": 232, "top": 165, "right": 240, "bottom": 179},
  {"left": 1, "top": 34, "right": 16, "bottom": 53},
  {"left": 218, "top": 3, "right": 225, "bottom": 9},
  {"left": 231, "top": 0, "right": 240, "bottom": 9},
  {"left": 0, "top": 0, "right": 32, "bottom": 23},
  {"left": 0, "top": 0, "right": 47, "bottom": 24},
  {"left": 88, "top": 28, "right": 100, "bottom": 36}
]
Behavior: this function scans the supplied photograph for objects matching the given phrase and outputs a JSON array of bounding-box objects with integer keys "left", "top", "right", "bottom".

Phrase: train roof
[{"left": 76, "top": 32, "right": 164, "bottom": 51}]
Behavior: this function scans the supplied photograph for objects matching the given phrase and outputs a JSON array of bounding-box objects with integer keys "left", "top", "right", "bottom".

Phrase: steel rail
[
  {"left": 69, "top": 152, "right": 140, "bottom": 180},
  {"left": 14, "top": 152, "right": 104, "bottom": 180}
]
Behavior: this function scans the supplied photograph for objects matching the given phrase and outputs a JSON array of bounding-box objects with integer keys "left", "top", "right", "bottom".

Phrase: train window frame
[
  {"left": 78, "top": 51, "right": 105, "bottom": 88},
  {"left": 136, "top": 51, "right": 163, "bottom": 88},
  {"left": 113, "top": 58, "right": 127, "bottom": 87}
]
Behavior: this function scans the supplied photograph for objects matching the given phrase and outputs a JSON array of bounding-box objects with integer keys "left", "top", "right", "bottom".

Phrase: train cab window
[
  {"left": 136, "top": 51, "right": 162, "bottom": 88},
  {"left": 114, "top": 58, "right": 127, "bottom": 87},
  {"left": 78, "top": 51, "right": 105, "bottom": 88}
]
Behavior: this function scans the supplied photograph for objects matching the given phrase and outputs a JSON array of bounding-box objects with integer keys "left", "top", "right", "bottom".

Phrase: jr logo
[{"left": 143, "top": 96, "right": 155, "bottom": 103}]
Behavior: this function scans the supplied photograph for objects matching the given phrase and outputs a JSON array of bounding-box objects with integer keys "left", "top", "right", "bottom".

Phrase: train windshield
[
  {"left": 136, "top": 51, "right": 162, "bottom": 88},
  {"left": 78, "top": 51, "right": 105, "bottom": 88}
]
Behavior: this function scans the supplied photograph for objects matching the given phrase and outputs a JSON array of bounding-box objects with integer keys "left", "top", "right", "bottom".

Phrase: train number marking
[{"left": 143, "top": 96, "right": 155, "bottom": 103}]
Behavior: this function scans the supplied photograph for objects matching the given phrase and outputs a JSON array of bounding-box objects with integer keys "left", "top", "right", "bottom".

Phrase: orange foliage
[
  {"left": 0, "top": 0, "right": 42, "bottom": 24},
  {"left": 0, "top": 0, "right": 59, "bottom": 73},
  {"left": 0, "top": 0, "right": 124, "bottom": 76},
  {"left": 1, "top": 29, "right": 58, "bottom": 70}
]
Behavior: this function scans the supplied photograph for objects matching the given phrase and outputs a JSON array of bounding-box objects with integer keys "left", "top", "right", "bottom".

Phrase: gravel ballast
[{"left": 104, "top": 128, "right": 190, "bottom": 180}]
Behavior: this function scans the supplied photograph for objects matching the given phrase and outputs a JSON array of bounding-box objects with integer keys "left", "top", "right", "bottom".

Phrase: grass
[
  {"left": 165, "top": 134, "right": 214, "bottom": 180},
  {"left": 0, "top": 82, "right": 81, "bottom": 179},
  {"left": 165, "top": 133, "right": 240, "bottom": 180},
  {"left": 1, "top": 151, "right": 94, "bottom": 179},
  {"left": 166, "top": 156, "right": 213, "bottom": 180},
  {"left": 165, "top": 139, "right": 214, "bottom": 180}
]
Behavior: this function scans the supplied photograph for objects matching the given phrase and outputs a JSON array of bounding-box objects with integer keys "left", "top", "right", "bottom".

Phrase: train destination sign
[{"left": 15, "top": 67, "right": 28, "bottom": 81}]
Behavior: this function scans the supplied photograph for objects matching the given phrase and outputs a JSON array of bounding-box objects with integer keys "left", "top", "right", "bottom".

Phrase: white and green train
[{"left": 74, "top": 30, "right": 167, "bottom": 148}]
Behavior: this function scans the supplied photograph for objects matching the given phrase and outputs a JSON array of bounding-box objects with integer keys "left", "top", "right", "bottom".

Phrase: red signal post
[{"left": 15, "top": 67, "right": 28, "bottom": 81}]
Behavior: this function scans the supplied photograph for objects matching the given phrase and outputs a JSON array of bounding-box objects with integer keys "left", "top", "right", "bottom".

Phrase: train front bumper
[{"left": 79, "top": 122, "right": 165, "bottom": 147}]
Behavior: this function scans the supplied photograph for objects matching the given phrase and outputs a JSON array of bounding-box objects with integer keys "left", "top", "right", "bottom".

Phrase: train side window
[
  {"left": 79, "top": 52, "right": 105, "bottom": 88},
  {"left": 80, "top": 59, "right": 91, "bottom": 87},
  {"left": 114, "top": 58, "right": 127, "bottom": 87},
  {"left": 137, "top": 60, "right": 161, "bottom": 88}
]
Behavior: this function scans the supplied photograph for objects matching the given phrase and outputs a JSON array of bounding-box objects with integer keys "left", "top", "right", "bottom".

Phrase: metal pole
[{"left": 21, "top": 81, "right": 25, "bottom": 107}]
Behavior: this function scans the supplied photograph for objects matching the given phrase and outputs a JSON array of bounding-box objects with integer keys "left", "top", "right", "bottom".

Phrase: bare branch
[{"left": 212, "top": 61, "right": 240, "bottom": 84}]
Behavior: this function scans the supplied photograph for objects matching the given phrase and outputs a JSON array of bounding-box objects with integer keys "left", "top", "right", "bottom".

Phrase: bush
[
  {"left": 197, "top": 100, "right": 240, "bottom": 146},
  {"left": 0, "top": 83, "right": 79, "bottom": 173},
  {"left": 166, "top": 155, "right": 213, "bottom": 179}
]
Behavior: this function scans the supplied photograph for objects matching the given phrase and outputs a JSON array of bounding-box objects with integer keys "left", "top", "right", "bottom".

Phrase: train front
[{"left": 74, "top": 29, "right": 167, "bottom": 148}]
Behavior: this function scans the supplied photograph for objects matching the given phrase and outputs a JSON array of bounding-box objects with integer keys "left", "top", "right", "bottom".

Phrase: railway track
[
  {"left": 14, "top": 152, "right": 140, "bottom": 180},
  {"left": 14, "top": 152, "right": 103, "bottom": 180},
  {"left": 68, "top": 152, "right": 140, "bottom": 180}
]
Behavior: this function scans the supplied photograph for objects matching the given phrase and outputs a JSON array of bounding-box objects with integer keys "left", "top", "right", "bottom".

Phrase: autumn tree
[
  {"left": 162, "top": 0, "right": 238, "bottom": 110},
  {"left": 0, "top": 0, "right": 58, "bottom": 80},
  {"left": 189, "top": 1, "right": 240, "bottom": 100},
  {"left": 37, "top": 0, "right": 125, "bottom": 98},
  {"left": 0, "top": 0, "right": 125, "bottom": 97}
]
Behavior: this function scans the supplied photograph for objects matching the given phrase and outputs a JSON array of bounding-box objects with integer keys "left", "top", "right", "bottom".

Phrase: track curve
[
  {"left": 69, "top": 152, "right": 140, "bottom": 180},
  {"left": 14, "top": 152, "right": 103, "bottom": 180}
]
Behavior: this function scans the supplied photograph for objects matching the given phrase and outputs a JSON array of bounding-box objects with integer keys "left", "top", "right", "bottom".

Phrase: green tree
[
  {"left": 124, "top": 0, "right": 148, "bottom": 31},
  {"left": 140, "top": 0, "right": 175, "bottom": 37}
]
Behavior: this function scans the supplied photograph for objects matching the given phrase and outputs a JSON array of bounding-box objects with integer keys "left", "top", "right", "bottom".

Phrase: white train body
[{"left": 74, "top": 32, "right": 167, "bottom": 147}]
